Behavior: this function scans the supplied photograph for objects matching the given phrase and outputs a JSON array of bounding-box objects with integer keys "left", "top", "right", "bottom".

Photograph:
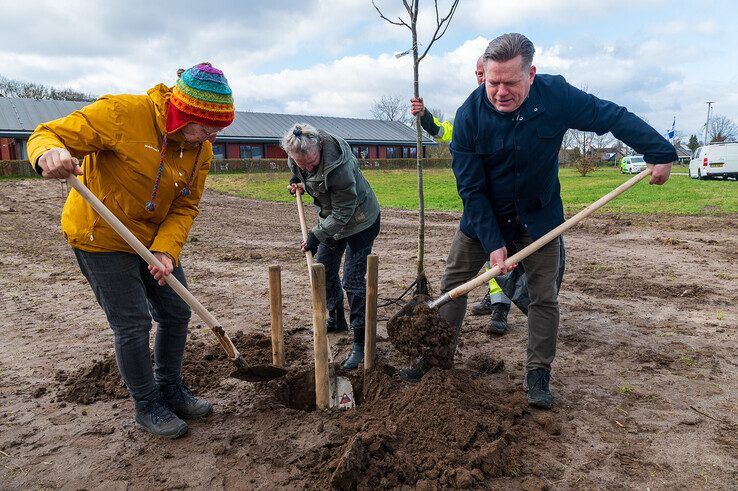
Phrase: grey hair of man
[
  {"left": 483, "top": 33, "right": 535, "bottom": 71},
  {"left": 281, "top": 123, "right": 321, "bottom": 157}
]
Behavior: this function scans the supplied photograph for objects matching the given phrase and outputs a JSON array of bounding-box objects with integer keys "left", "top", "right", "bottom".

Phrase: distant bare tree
[
  {"left": 370, "top": 95, "right": 411, "bottom": 125},
  {"left": 373, "top": 0, "right": 460, "bottom": 295},
  {"left": 708, "top": 114, "right": 737, "bottom": 142},
  {"left": 0, "top": 73, "right": 95, "bottom": 101}
]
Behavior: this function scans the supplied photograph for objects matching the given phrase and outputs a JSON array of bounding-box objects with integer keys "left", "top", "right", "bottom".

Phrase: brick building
[{"left": 0, "top": 97, "right": 434, "bottom": 162}]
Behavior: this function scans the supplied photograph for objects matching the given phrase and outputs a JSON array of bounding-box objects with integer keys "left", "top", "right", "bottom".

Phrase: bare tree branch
[
  {"left": 370, "top": 95, "right": 412, "bottom": 125},
  {"left": 708, "top": 114, "right": 737, "bottom": 142},
  {"left": 418, "top": 0, "right": 459, "bottom": 63},
  {"left": 373, "top": 0, "right": 410, "bottom": 29}
]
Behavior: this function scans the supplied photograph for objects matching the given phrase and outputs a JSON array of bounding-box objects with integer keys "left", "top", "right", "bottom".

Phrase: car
[
  {"left": 620, "top": 155, "right": 647, "bottom": 174},
  {"left": 689, "top": 142, "right": 738, "bottom": 180}
]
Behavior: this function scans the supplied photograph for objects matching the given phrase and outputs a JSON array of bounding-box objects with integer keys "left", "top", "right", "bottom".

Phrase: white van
[{"left": 689, "top": 142, "right": 738, "bottom": 180}]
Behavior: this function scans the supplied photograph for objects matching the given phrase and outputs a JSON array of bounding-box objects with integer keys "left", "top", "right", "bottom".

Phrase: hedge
[
  {"left": 1, "top": 158, "right": 452, "bottom": 177},
  {"left": 0, "top": 160, "right": 36, "bottom": 177}
]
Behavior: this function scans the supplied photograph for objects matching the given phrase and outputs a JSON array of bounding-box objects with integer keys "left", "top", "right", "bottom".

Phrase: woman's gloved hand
[{"left": 301, "top": 230, "right": 320, "bottom": 254}]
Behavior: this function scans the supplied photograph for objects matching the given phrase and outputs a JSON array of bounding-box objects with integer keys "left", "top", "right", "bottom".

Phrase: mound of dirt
[
  {"left": 296, "top": 363, "right": 559, "bottom": 489},
  {"left": 54, "top": 358, "right": 128, "bottom": 404},
  {"left": 466, "top": 353, "right": 505, "bottom": 375},
  {"left": 55, "top": 331, "right": 312, "bottom": 404},
  {"left": 386, "top": 297, "right": 456, "bottom": 368}
]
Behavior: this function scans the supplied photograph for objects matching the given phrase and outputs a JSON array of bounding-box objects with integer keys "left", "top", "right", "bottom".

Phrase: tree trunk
[{"left": 411, "top": 4, "right": 428, "bottom": 295}]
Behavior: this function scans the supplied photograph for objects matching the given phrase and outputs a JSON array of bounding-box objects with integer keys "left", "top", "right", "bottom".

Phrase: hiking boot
[
  {"left": 471, "top": 292, "right": 493, "bottom": 316},
  {"left": 341, "top": 327, "right": 365, "bottom": 370},
  {"left": 326, "top": 307, "right": 349, "bottom": 332},
  {"left": 526, "top": 368, "right": 554, "bottom": 409},
  {"left": 160, "top": 383, "right": 213, "bottom": 419},
  {"left": 134, "top": 397, "right": 188, "bottom": 439},
  {"left": 399, "top": 356, "right": 431, "bottom": 383},
  {"left": 486, "top": 303, "right": 510, "bottom": 335}
]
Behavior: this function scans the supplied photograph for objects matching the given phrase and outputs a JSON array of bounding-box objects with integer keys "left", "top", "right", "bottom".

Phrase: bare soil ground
[{"left": 1, "top": 178, "right": 736, "bottom": 489}]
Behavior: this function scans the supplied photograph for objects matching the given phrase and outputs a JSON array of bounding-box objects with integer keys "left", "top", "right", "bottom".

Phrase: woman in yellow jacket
[{"left": 28, "top": 63, "right": 235, "bottom": 439}]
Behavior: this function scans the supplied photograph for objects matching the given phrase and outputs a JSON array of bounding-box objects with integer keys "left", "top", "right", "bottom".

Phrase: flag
[{"left": 667, "top": 117, "right": 676, "bottom": 140}]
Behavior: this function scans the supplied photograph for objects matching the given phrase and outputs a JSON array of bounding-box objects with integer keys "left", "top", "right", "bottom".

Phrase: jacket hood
[
  {"left": 146, "top": 83, "right": 172, "bottom": 137},
  {"left": 319, "top": 130, "right": 353, "bottom": 174}
]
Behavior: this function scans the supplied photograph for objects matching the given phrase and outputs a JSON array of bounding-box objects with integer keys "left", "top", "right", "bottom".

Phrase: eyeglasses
[{"left": 199, "top": 125, "right": 221, "bottom": 137}]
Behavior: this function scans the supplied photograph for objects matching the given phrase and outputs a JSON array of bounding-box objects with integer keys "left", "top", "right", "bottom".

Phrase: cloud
[{"left": 0, "top": 0, "right": 736, "bottom": 139}]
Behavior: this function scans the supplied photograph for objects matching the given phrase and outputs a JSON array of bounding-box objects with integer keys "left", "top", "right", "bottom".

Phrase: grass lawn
[{"left": 208, "top": 165, "right": 737, "bottom": 215}]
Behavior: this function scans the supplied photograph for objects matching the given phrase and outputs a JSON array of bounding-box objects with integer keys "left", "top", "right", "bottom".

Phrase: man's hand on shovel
[
  {"left": 490, "top": 246, "right": 517, "bottom": 275},
  {"left": 647, "top": 163, "right": 672, "bottom": 185}
]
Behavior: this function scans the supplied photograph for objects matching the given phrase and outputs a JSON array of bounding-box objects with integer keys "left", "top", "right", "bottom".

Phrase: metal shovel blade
[
  {"left": 231, "top": 364, "right": 288, "bottom": 382},
  {"left": 331, "top": 375, "right": 355, "bottom": 409}
]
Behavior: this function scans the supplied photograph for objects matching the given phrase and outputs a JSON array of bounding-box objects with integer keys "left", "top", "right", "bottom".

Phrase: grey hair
[
  {"left": 281, "top": 123, "right": 321, "bottom": 156},
  {"left": 483, "top": 33, "right": 535, "bottom": 70}
]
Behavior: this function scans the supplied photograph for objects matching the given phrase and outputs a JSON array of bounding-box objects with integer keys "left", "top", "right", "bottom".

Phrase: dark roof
[
  {"left": 673, "top": 143, "right": 692, "bottom": 157},
  {"left": 0, "top": 98, "right": 87, "bottom": 137},
  {"left": 0, "top": 96, "right": 433, "bottom": 145}
]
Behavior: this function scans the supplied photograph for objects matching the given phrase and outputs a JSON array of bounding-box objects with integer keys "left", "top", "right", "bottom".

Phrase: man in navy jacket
[{"left": 400, "top": 33, "right": 676, "bottom": 410}]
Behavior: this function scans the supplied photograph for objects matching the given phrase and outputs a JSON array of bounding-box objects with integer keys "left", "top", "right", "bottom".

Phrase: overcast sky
[{"left": 1, "top": 0, "right": 736, "bottom": 141}]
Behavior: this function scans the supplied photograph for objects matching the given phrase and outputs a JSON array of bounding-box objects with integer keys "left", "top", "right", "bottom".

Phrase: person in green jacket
[
  {"left": 283, "top": 123, "right": 381, "bottom": 370},
  {"left": 410, "top": 55, "right": 566, "bottom": 334}
]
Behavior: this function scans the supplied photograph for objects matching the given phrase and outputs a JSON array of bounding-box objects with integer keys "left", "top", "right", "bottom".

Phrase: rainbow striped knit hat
[{"left": 166, "top": 62, "right": 235, "bottom": 133}]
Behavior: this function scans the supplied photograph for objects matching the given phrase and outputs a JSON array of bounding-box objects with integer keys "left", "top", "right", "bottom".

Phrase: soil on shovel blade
[{"left": 386, "top": 296, "right": 457, "bottom": 368}]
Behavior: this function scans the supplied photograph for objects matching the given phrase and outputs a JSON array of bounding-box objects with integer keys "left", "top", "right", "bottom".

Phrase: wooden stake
[
  {"left": 310, "top": 264, "right": 330, "bottom": 410},
  {"left": 268, "top": 265, "right": 285, "bottom": 368},
  {"left": 364, "top": 254, "right": 378, "bottom": 373}
]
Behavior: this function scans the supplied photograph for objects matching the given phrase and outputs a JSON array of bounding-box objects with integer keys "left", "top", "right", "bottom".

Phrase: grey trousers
[
  {"left": 74, "top": 249, "right": 191, "bottom": 402},
  {"left": 439, "top": 226, "right": 561, "bottom": 371}
]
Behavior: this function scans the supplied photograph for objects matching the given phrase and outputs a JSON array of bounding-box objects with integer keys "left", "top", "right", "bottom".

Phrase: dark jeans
[
  {"left": 74, "top": 249, "right": 191, "bottom": 402},
  {"left": 315, "top": 214, "right": 380, "bottom": 328},
  {"left": 439, "top": 224, "right": 561, "bottom": 371}
]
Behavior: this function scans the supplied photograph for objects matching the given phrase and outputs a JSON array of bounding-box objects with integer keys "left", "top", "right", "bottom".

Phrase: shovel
[
  {"left": 392, "top": 168, "right": 654, "bottom": 323},
  {"left": 295, "top": 190, "right": 355, "bottom": 409},
  {"left": 65, "top": 174, "right": 287, "bottom": 382}
]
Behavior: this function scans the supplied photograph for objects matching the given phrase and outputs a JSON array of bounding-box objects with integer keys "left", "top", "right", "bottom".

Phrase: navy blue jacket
[{"left": 450, "top": 74, "right": 677, "bottom": 253}]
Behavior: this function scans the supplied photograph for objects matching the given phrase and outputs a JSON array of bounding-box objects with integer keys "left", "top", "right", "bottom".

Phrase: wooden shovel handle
[
  {"left": 65, "top": 175, "right": 241, "bottom": 361},
  {"left": 295, "top": 190, "right": 315, "bottom": 282},
  {"left": 432, "top": 168, "right": 652, "bottom": 307}
]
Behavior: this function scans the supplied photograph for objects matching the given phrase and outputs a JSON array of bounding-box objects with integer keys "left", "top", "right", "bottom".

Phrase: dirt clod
[{"left": 386, "top": 297, "right": 456, "bottom": 368}]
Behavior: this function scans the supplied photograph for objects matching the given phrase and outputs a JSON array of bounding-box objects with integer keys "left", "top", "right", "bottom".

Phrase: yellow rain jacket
[{"left": 27, "top": 84, "right": 213, "bottom": 265}]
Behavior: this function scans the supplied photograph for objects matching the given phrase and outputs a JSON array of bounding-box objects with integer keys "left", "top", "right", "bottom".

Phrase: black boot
[
  {"left": 486, "top": 302, "right": 510, "bottom": 335},
  {"left": 326, "top": 306, "right": 348, "bottom": 332},
  {"left": 160, "top": 382, "right": 213, "bottom": 419},
  {"left": 471, "top": 292, "right": 493, "bottom": 316},
  {"left": 399, "top": 356, "right": 432, "bottom": 383},
  {"left": 341, "top": 327, "right": 365, "bottom": 370},
  {"left": 526, "top": 367, "right": 554, "bottom": 409},
  {"left": 134, "top": 396, "right": 188, "bottom": 439}
]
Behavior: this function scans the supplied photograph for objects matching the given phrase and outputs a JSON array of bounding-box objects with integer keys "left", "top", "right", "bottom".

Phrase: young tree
[
  {"left": 373, "top": 0, "right": 460, "bottom": 295},
  {"left": 687, "top": 134, "right": 700, "bottom": 153}
]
